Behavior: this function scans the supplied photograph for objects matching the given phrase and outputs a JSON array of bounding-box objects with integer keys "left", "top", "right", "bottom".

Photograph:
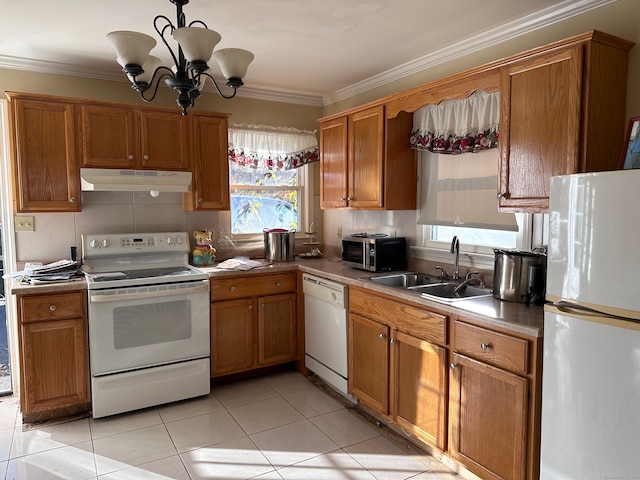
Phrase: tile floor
[{"left": 0, "top": 371, "right": 460, "bottom": 479}]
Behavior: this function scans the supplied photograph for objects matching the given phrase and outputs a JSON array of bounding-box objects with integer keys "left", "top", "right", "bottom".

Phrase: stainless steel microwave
[{"left": 341, "top": 235, "right": 407, "bottom": 272}]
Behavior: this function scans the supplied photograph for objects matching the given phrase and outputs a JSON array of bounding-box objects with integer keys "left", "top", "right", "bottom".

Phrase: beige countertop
[
  {"left": 12, "top": 257, "right": 543, "bottom": 337},
  {"left": 201, "top": 258, "right": 544, "bottom": 338}
]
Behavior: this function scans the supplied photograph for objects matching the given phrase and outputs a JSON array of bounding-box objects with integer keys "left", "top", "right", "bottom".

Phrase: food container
[
  {"left": 493, "top": 248, "right": 547, "bottom": 304},
  {"left": 263, "top": 228, "right": 296, "bottom": 262}
]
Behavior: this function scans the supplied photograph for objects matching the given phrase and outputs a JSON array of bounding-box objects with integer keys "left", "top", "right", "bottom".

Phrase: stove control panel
[{"left": 82, "top": 232, "right": 189, "bottom": 259}]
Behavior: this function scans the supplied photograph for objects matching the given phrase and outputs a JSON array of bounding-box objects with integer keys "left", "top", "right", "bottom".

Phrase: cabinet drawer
[
  {"left": 19, "top": 291, "right": 85, "bottom": 323},
  {"left": 454, "top": 321, "right": 529, "bottom": 375},
  {"left": 210, "top": 272, "right": 296, "bottom": 301},
  {"left": 350, "top": 288, "right": 446, "bottom": 345}
]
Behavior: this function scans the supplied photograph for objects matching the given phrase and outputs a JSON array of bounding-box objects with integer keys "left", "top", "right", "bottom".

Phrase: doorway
[{"left": 0, "top": 100, "right": 13, "bottom": 396}]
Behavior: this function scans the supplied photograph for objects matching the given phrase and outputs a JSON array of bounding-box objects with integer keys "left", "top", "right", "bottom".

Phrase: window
[
  {"left": 225, "top": 124, "right": 319, "bottom": 238},
  {"left": 229, "top": 161, "right": 305, "bottom": 235},
  {"left": 422, "top": 213, "right": 531, "bottom": 254}
]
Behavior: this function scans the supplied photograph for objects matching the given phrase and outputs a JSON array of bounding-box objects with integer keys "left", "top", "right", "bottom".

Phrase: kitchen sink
[
  {"left": 367, "top": 272, "right": 441, "bottom": 288},
  {"left": 408, "top": 283, "right": 493, "bottom": 302},
  {"left": 367, "top": 272, "right": 493, "bottom": 303}
]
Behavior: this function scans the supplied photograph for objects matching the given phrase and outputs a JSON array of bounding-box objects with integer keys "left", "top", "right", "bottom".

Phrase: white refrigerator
[{"left": 541, "top": 169, "right": 640, "bottom": 479}]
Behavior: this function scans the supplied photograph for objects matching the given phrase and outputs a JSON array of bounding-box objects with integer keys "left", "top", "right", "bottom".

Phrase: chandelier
[{"left": 107, "top": 0, "right": 254, "bottom": 115}]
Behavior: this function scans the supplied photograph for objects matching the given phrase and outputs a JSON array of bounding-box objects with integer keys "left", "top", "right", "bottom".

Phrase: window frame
[
  {"left": 222, "top": 163, "right": 310, "bottom": 241},
  {"left": 412, "top": 213, "right": 534, "bottom": 270}
]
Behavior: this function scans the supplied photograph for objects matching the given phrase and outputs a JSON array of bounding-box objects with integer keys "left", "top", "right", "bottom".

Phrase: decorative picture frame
[{"left": 620, "top": 116, "right": 640, "bottom": 169}]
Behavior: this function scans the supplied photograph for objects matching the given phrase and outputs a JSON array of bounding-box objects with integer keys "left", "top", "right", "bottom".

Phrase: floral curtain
[
  {"left": 228, "top": 124, "right": 319, "bottom": 170},
  {"left": 410, "top": 90, "right": 500, "bottom": 154}
]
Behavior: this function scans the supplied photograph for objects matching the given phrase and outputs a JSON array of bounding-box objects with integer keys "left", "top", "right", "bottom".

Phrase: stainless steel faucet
[{"left": 450, "top": 236, "right": 460, "bottom": 280}]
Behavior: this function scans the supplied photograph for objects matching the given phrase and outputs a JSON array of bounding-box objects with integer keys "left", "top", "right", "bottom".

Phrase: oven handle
[{"left": 89, "top": 282, "right": 209, "bottom": 303}]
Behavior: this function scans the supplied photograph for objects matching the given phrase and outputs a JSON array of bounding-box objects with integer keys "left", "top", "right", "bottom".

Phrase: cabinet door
[
  {"left": 80, "top": 103, "right": 139, "bottom": 168},
  {"left": 348, "top": 106, "right": 384, "bottom": 209},
  {"left": 11, "top": 98, "right": 81, "bottom": 212},
  {"left": 499, "top": 45, "right": 583, "bottom": 212},
  {"left": 19, "top": 318, "right": 89, "bottom": 413},
  {"left": 210, "top": 298, "right": 256, "bottom": 376},
  {"left": 258, "top": 293, "right": 297, "bottom": 365},
  {"left": 320, "top": 116, "right": 348, "bottom": 208},
  {"left": 449, "top": 353, "right": 528, "bottom": 480},
  {"left": 185, "top": 114, "right": 230, "bottom": 210},
  {"left": 348, "top": 312, "right": 389, "bottom": 414},
  {"left": 139, "top": 110, "right": 189, "bottom": 170},
  {"left": 391, "top": 330, "right": 447, "bottom": 450}
]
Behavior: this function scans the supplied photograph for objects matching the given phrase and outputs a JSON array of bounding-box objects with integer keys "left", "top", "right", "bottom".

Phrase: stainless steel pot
[
  {"left": 493, "top": 248, "right": 546, "bottom": 304},
  {"left": 264, "top": 228, "right": 296, "bottom": 262}
]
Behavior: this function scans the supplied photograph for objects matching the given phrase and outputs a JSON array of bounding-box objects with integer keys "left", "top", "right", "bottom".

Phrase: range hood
[{"left": 80, "top": 168, "right": 192, "bottom": 193}]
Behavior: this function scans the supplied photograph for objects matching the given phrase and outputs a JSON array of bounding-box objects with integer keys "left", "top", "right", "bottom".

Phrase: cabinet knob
[
  {"left": 248, "top": 304, "right": 252, "bottom": 310},
  {"left": 230, "top": 286, "right": 236, "bottom": 291},
  {"left": 49, "top": 304, "right": 56, "bottom": 312},
  {"left": 143, "top": 155, "right": 149, "bottom": 161},
  {"left": 346, "top": 197, "right": 352, "bottom": 201},
  {"left": 197, "top": 198, "right": 203, "bottom": 203},
  {"left": 378, "top": 333, "right": 386, "bottom": 340},
  {"left": 260, "top": 303, "right": 265, "bottom": 308},
  {"left": 450, "top": 363, "right": 457, "bottom": 369},
  {"left": 128, "top": 155, "right": 135, "bottom": 160},
  {"left": 390, "top": 338, "right": 397, "bottom": 344},
  {"left": 481, "top": 343, "right": 490, "bottom": 351},
  {"left": 497, "top": 192, "right": 505, "bottom": 198},
  {"left": 69, "top": 197, "right": 76, "bottom": 203},
  {"left": 340, "top": 197, "right": 346, "bottom": 202},
  {"left": 276, "top": 282, "right": 281, "bottom": 287}
]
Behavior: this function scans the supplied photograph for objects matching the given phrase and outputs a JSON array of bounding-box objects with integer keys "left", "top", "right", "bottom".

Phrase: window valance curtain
[
  {"left": 410, "top": 90, "right": 500, "bottom": 155},
  {"left": 228, "top": 124, "right": 319, "bottom": 170}
]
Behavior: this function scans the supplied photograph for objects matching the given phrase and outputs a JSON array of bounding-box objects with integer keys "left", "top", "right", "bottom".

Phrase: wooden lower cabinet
[
  {"left": 391, "top": 330, "right": 448, "bottom": 451},
  {"left": 348, "top": 287, "right": 448, "bottom": 451},
  {"left": 348, "top": 289, "right": 542, "bottom": 480},
  {"left": 449, "top": 319, "right": 541, "bottom": 480},
  {"left": 17, "top": 291, "right": 90, "bottom": 415},
  {"left": 450, "top": 353, "right": 528, "bottom": 480},
  {"left": 210, "top": 272, "right": 297, "bottom": 377},
  {"left": 348, "top": 313, "right": 389, "bottom": 413}
]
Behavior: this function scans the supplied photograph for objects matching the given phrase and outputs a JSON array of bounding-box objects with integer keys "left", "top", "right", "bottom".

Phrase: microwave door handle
[
  {"left": 362, "top": 242, "right": 368, "bottom": 269},
  {"left": 90, "top": 282, "right": 209, "bottom": 303}
]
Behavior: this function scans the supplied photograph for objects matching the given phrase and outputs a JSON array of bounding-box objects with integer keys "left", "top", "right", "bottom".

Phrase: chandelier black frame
[{"left": 108, "top": 0, "right": 253, "bottom": 115}]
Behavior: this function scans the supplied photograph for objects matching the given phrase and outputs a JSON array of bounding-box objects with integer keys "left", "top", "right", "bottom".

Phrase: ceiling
[{"left": 1, "top": 0, "right": 616, "bottom": 106}]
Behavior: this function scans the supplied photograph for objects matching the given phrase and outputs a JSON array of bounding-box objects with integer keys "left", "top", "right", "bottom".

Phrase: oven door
[{"left": 88, "top": 280, "right": 210, "bottom": 376}]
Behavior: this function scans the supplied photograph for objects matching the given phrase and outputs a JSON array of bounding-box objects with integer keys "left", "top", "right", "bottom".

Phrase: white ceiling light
[{"left": 107, "top": 0, "right": 254, "bottom": 115}]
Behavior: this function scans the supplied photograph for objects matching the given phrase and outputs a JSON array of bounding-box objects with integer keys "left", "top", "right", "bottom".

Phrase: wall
[
  {"left": 321, "top": 0, "right": 640, "bottom": 252},
  {"left": 0, "top": 70, "right": 322, "bottom": 263}
]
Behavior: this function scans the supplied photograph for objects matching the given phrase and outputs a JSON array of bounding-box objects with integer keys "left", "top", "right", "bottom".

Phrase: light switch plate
[{"left": 15, "top": 215, "right": 34, "bottom": 232}]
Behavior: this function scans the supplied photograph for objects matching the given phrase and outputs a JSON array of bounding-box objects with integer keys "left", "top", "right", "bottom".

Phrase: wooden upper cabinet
[
  {"left": 499, "top": 32, "right": 633, "bottom": 212},
  {"left": 7, "top": 93, "right": 81, "bottom": 212},
  {"left": 319, "top": 116, "right": 348, "bottom": 208},
  {"left": 319, "top": 106, "right": 416, "bottom": 210},
  {"left": 184, "top": 113, "right": 230, "bottom": 211},
  {"left": 139, "top": 109, "right": 189, "bottom": 170},
  {"left": 80, "top": 103, "right": 189, "bottom": 170},
  {"left": 499, "top": 45, "right": 583, "bottom": 211},
  {"left": 349, "top": 106, "right": 385, "bottom": 209}
]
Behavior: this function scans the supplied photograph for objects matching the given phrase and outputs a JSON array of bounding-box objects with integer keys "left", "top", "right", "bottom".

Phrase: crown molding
[
  {"left": 0, "top": 0, "right": 619, "bottom": 108},
  {"left": 322, "top": 0, "right": 620, "bottom": 106}
]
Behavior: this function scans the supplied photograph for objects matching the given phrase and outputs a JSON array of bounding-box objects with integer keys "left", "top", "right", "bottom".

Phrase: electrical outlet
[
  {"left": 15, "top": 215, "right": 35, "bottom": 232},
  {"left": 337, "top": 226, "right": 342, "bottom": 239}
]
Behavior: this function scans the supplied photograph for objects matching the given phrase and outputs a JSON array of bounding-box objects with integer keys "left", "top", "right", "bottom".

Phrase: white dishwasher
[{"left": 302, "top": 273, "right": 352, "bottom": 399}]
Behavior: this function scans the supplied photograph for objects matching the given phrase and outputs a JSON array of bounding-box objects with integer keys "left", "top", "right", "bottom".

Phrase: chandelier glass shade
[{"left": 107, "top": 0, "right": 254, "bottom": 115}]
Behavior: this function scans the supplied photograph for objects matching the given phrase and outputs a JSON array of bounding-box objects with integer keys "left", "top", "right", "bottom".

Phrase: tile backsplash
[{"left": 15, "top": 191, "right": 221, "bottom": 262}]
